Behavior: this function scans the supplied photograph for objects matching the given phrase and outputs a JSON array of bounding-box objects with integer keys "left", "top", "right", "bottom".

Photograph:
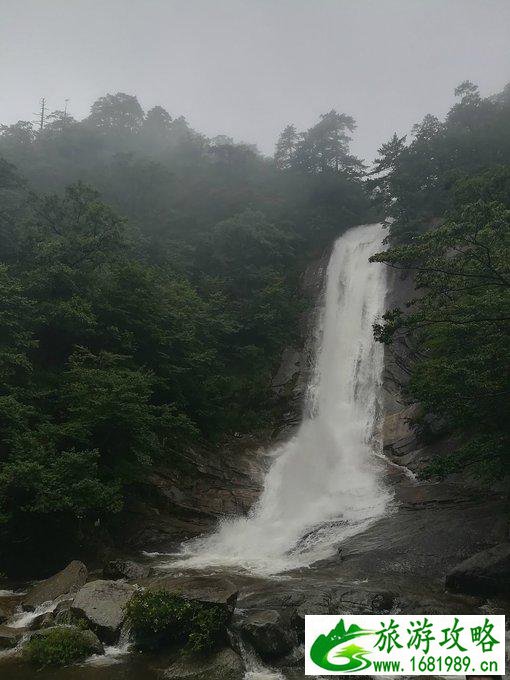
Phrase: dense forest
[
  {"left": 0, "top": 80, "right": 508, "bottom": 572},
  {"left": 0, "top": 96, "right": 372, "bottom": 568},
  {"left": 370, "top": 81, "right": 510, "bottom": 479}
]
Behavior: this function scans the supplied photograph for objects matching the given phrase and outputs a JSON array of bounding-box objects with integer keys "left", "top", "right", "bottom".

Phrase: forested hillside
[
  {"left": 1, "top": 81, "right": 508, "bottom": 574},
  {"left": 0, "top": 96, "right": 372, "bottom": 570},
  {"left": 370, "top": 81, "right": 510, "bottom": 479}
]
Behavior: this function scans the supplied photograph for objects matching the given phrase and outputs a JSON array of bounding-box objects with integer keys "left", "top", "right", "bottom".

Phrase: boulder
[
  {"left": 54, "top": 608, "right": 82, "bottom": 627},
  {"left": 0, "top": 624, "right": 28, "bottom": 649},
  {"left": 103, "top": 559, "right": 151, "bottom": 581},
  {"left": 51, "top": 598, "right": 79, "bottom": 626},
  {"left": 236, "top": 609, "right": 296, "bottom": 662},
  {"left": 53, "top": 598, "right": 74, "bottom": 615},
  {"left": 71, "top": 579, "right": 136, "bottom": 643},
  {"left": 29, "top": 611, "right": 55, "bottom": 630},
  {"left": 29, "top": 625, "right": 104, "bottom": 655},
  {"left": 0, "top": 599, "right": 16, "bottom": 624},
  {"left": 159, "top": 648, "right": 244, "bottom": 680},
  {"left": 290, "top": 591, "right": 333, "bottom": 642},
  {"left": 446, "top": 543, "right": 510, "bottom": 597},
  {"left": 150, "top": 575, "right": 238, "bottom": 617},
  {"left": 22, "top": 561, "right": 88, "bottom": 611}
]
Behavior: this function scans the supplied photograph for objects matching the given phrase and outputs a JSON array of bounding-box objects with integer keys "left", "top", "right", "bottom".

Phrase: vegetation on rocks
[
  {"left": 126, "top": 589, "right": 229, "bottom": 654},
  {"left": 23, "top": 626, "right": 100, "bottom": 667}
]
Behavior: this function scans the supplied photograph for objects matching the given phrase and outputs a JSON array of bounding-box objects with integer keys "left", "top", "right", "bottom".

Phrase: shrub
[
  {"left": 24, "top": 627, "right": 96, "bottom": 667},
  {"left": 126, "top": 589, "right": 229, "bottom": 654}
]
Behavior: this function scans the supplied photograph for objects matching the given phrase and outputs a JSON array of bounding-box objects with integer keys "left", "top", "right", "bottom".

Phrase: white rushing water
[{"left": 170, "top": 223, "right": 391, "bottom": 576}]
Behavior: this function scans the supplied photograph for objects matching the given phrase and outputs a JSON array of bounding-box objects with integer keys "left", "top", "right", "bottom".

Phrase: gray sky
[{"left": 1, "top": 0, "right": 509, "bottom": 162}]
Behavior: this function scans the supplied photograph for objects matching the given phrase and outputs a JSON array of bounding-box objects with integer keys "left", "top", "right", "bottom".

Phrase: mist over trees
[
  {"left": 0, "top": 93, "right": 370, "bottom": 571},
  {"left": 0, "top": 80, "right": 509, "bottom": 572},
  {"left": 274, "top": 110, "right": 362, "bottom": 175},
  {"left": 369, "top": 81, "right": 510, "bottom": 239},
  {"left": 370, "top": 81, "right": 510, "bottom": 479}
]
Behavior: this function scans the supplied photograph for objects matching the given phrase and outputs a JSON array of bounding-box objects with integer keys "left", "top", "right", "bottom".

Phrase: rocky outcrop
[
  {"left": 28, "top": 610, "right": 55, "bottom": 630},
  {"left": 103, "top": 559, "right": 151, "bottom": 581},
  {"left": 120, "top": 440, "right": 266, "bottom": 555},
  {"left": 71, "top": 579, "right": 136, "bottom": 642},
  {"left": 446, "top": 543, "right": 510, "bottom": 597},
  {"left": 271, "top": 348, "right": 301, "bottom": 397},
  {"left": 22, "top": 561, "right": 87, "bottom": 611},
  {"left": 235, "top": 609, "right": 296, "bottom": 662},
  {"left": 382, "top": 403, "right": 421, "bottom": 457},
  {"left": 270, "top": 251, "right": 329, "bottom": 434},
  {"left": 54, "top": 609, "right": 80, "bottom": 627},
  {"left": 0, "top": 596, "right": 19, "bottom": 624},
  {"left": 29, "top": 625, "right": 104, "bottom": 656},
  {"left": 149, "top": 575, "right": 238, "bottom": 617},
  {"left": 159, "top": 648, "right": 245, "bottom": 680},
  {"left": 381, "top": 267, "right": 416, "bottom": 413},
  {"left": 0, "top": 624, "right": 27, "bottom": 649}
]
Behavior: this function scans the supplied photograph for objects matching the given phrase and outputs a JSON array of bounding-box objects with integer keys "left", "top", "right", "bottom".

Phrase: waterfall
[{"left": 170, "top": 223, "right": 391, "bottom": 576}]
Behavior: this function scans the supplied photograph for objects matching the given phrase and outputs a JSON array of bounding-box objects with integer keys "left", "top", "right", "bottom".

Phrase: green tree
[
  {"left": 294, "top": 110, "right": 362, "bottom": 174},
  {"left": 372, "top": 175, "right": 510, "bottom": 477},
  {"left": 87, "top": 92, "right": 144, "bottom": 134},
  {"left": 275, "top": 124, "right": 298, "bottom": 170}
]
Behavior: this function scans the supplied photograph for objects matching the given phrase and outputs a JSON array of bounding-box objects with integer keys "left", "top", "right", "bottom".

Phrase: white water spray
[{"left": 170, "top": 223, "right": 391, "bottom": 575}]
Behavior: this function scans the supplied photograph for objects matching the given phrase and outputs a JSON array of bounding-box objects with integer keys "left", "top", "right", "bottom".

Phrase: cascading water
[{"left": 170, "top": 223, "right": 391, "bottom": 576}]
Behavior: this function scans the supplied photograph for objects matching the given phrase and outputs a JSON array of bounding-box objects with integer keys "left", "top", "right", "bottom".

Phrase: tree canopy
[
  {"left": 371, "top": 84, "right": 510, "bottom": 479},
  {"left": 0, "top": 93, "right": 371, "bottom": 573}
]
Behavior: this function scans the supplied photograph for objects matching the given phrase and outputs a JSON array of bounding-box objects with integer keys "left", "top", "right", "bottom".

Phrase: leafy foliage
[
  {"left": 371, "top": 84, "right": 510, "bottom": 478},
  {"left": 24, "top": 627, "right": 98, "bottom": 667},
  {"left": 0, "top": 93, "right": 372, "bottom": 572},
  {"left": 369, "top": 82, "right": 510, "bottom": 240},
  {"left": 126, "top": 590, "right": 228, "bottom": 654},
  {"left": 274, "top": 110, "right": 363, "bottom": 175}
]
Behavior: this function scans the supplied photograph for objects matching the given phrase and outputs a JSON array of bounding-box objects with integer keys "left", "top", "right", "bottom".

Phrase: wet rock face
[
  {"left": 159, "top": 647, "right": 245, "bottom": 680},
  {"left": 0, "top": 624, "right": 27, "bottom": 648},
  {"left": 71, "top": 579, "right": 136, "bottom": 642},
  {"left": 22, "top": 560, "right": 88, "bottom": 611},
  {"left": 382, "top": 404, "right": 421, "bottom": 458},
  {"left": 123, "top": 441, "right": 265, "bottom": 555},
  {"left": 271, "top": 348, "right": 302, "bottom": 396},
  {"left": 288, "top": 588, "right": 398, "bottom": 644},
  {"left": 28, "top": 610, "right": 55, "bottom": 630},
  {"left": 103, "top": 559, "right": 151, "bottom": 581},
  {"left": 236, "top": 609, "right": 297, "bottom": 662},
  {"left": 446, "top": 543, "right": 510, "bottom": 597},
  {"left": 0, "top": 597, "right": 17, "bottom": 624}
]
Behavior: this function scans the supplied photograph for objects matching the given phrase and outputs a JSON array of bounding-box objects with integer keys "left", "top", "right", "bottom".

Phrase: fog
[{"left": 1, "top": 0, "right": 509, "bottom": 161}]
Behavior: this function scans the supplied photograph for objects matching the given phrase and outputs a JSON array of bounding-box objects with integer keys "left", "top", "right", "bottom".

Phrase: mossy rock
[{"left": 24, "top": 625, "right": 103, "bottom": 667}]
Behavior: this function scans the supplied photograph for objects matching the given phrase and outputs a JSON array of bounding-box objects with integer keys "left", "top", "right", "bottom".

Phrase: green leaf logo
[{"left": 310, "top": 619, "right": 373, "bottom": 672}]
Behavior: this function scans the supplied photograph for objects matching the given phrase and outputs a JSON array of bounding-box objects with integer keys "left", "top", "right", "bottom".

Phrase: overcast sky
[{"left": 1, "top": 0, "right": 509, "bottom": 162}]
